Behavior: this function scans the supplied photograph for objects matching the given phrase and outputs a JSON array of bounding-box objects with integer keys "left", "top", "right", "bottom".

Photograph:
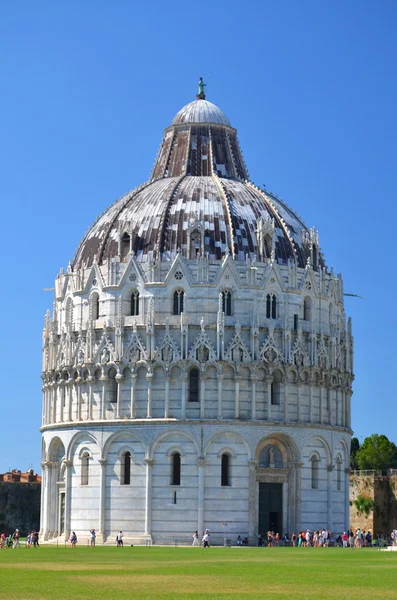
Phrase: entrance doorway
[{"left": 258, "top": 482, "right": 283, "bottom": 534}]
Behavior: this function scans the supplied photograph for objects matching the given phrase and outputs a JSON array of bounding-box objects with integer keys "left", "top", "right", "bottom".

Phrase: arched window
[
  {"left": 271, "top": 379, "right": 281, "bottom": 406},
  {"left": 91, "top": 293, "right": 100, "bottom": 321},
  {"left": 130, "top": 291, "right": 139, "bottom": 316},
  {"left": 81, "top": 452, "right": 89, "bottom": 486},
  {"left": 221, "top": 453, "right": 231, "bottom": 487},
  {"left": 108, "top": 368, "right": 117, "bottom": 404},
  {"left": 336, "top": 456, "right": 342, "bottom": 491},
  {"left": 266, "top": 294, "right": 277, "bottom": 319},
  {"left": 303, "top": 297, "right": 312, "bottom": 321},
  {"left": 121, "top": 232, "right": 130, "bottom": 260},
  {"left": 222, "top": 291, "right": 232, "bottom": 316},
  {"left": 189, "top": 368, "right": 199, "bottom": 402},
  {"left": 311, "top": 455, "right": 319, "bottom": 489},
  {"left": 171, "top": 452, "right": 181, "bottom": 486},
  {"left": 121, "top": 451, "right": 131, "bottom": 485},
  {"left": 173, "top": 289, "right": 184, "bottom": 315}
]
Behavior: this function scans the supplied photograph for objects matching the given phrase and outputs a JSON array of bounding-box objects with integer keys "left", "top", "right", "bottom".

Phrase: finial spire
[{"left": 197, "top": 77, "right": 207, "bottom": 100}]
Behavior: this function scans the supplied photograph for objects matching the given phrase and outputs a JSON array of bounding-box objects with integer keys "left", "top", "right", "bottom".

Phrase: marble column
[
  {"left": 297, "top": 384, "right": 301, "bottom": 422},
  {"left": 251, "top": 376, "right": 257, "bottom": 420},
  {"left": 40, "top": 461, "right": 49, "bottom": 540},
  {"left": 98, "top": 458, "right": 107, "bottom": 543},
  {"left": 51, "top": 384, "right": 56, "bottom": 424},
  {"left": 144, "top": 459, "right": 153, "bottom": 538},
  {"left": 100, "top": 377, "right": 107, "bottom": 420},
  {"left": 217, "top": 375, "right": 223, "bottom": 419},
  {"left": 197, "top": 458, "right": 205, "bottom": 535},
  {"left": 283, "top": 381, "right": 288, "bottom": 421},
  {"left": 67, "top": 379, "right": 73, "bottom": 422},
  {"left": 146, "top": 373, "right": 153, "bottom": 418},
  {"left": 181, "top": 375, "right": 187, "bottom": 418},
  {"left": 60, "top": 383, "right": 65, "bottom": 422},
  {"left": 76, "top": 378, "right": 82, "bottom": 421},
  {"left": 87, "top": 376, "right": 93, "bottom": 420},
  {"left": 266, "top": 377, "right": 272, "bottom": 421},
  {"left": 130, "top": 373, "right": 137, "bottom": 418},
  {"left": 344, "top": 467, "right": 351, "bottom": 530},
  {"left": 327, "top": 387, "right": 332, "bottom": 425},
  {"left": 308, "top": 383, "right": 313, "bottom": 424},
  {"left": 327, "top": 464, "right": 334, "bottom": 530},
  {"left": 200, "top": 375, "right": 206, "bottom": 419},
  {"left": 63, "top": 460, "right": 72, "bottom": 541},
  {"left": 319, "top": 385, "right": 324, "bottom": 424},
  {"left": 116, "top": 374, "right": 123, "bottom": 419},
  {"left": 164, "top": 373, "right": 170, "bottom": 418},
  {"left": 235, "top": 375, "right": 241, "bottom": 419},
  {"left": 248, "top": 460, "right": 258, "bottom": 542},
  {"left": 294, "top": 462, "right": 303, "bottom": 532}
]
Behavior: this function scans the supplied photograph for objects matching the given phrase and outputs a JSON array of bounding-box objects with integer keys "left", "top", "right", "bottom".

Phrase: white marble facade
[{"left": 40, "top": 93, "right": 353, "bottom": 544}]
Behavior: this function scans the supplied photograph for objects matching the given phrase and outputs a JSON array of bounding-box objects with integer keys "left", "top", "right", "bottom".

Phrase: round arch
[{"left": 149, "top": 429, "right": 200, "bottom": 460}]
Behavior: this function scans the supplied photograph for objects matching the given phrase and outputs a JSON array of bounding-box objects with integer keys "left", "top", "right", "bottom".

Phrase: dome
[
  {"left": 73, "top": 93, "right": 323, "bottom": 271},
  {"left": 171, "top": 99, "right": 231, "bottom": 126}
]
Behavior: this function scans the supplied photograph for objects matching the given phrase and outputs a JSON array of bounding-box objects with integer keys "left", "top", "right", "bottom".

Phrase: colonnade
[{"left": 42, "top": 371, "right": 352, "bottom": 429}]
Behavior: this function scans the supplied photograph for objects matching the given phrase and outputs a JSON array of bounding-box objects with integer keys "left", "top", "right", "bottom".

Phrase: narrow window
[
  {"left": 173, "top": 290, "right": 184, "bottom": 315},
  {"left": 190, "top": 230, "right": 201, "bottom": 258},
  {"left": 294, "top": 314, "right": 299, "bottom": 331},
  {"left": 121, "top": 451, "right": 131, "bottom": 485},
  {"left": 222, "top": 291, "right": 232, "bottom": 315},
  {"left": 173, "top": 491, "right": 177, "bottom": 504},
  {"left": 121, "top": 232, "right": 130, "bottom": 260},
  {"left": 81, "top": 452, "right": 89, "bottom": 486},
  {"left": 91, "top": 293, "right": 100, "bottom": 320},
  {"left": 221, "top": 453, "right": 230, "bottom": 486},
  {"left": 303, "top": 297, "right": 312, "bottom": 321},
  {"left": 311, "top": 456, "right": 319, "bottom": 490},
  {"left": 266, "top": 294, "right": 271, "bottom": 319},
  {"left": 108, "top": 369, "right": 117, "bottom": 404},
  {"left": 337, "top": 457, "right": 342, "bottom": 491},
  {"left": 271, "top": 295, "right": 277, "bottom": 319},
  {"left": 189, "top": 368, "right": 199, "bottom": 402},
  {"left": 130, "top": 291, "right": 139, "bottom": 316},
  {"left": 171, "top": 452, "right": 181, "bottom": 486}
]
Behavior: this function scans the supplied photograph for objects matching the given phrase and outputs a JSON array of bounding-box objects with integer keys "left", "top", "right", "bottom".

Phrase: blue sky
[{"left": 1, "top": 0, "right": 396, "bottom": 472}]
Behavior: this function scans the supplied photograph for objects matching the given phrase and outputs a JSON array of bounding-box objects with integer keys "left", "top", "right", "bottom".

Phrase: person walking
[
  {"left": 202, "top": 529, "right": 210, "bottom": 548},
  {"left": 192, "top": 531, "right": 200, "bottom": 546},
  {"left": 70, "top": 532, "right": 77, "bottom": 548},
  {"left": 90, "top": 529, "right": 96, "bottom": 548},
  {"left": 12, "top": 529, "right": 20, "bottom": 549}
]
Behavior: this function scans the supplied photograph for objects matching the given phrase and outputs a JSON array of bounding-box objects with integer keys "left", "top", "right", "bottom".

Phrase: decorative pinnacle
[{"left": 197, "top": 77, "right": 206, "bottom": 100}]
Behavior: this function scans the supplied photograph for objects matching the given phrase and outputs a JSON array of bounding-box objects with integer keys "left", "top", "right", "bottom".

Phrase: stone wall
[
  {"left": 0, "top": 482, "right": 41, "bottom": 535},
  {"left": 349, "top": 473, "right": 397, "bottom": 533}
]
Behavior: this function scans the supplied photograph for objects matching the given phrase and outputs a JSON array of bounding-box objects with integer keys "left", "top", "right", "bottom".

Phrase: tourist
[
  {"left": 116, "top": 531, "right": 123, "bottom": 547},
  {"left": 26, "top": 533, "right": 32, "bottom": 548},
  {"left": 192, "top": 531, "right": 200, "bottom": 546},
  {"left": 90, "top": 529, "right": 96, "bottom": 547},
  {"left": 342, "top": 532, "right": 348, "bottom": 547},
  {"left": 291, "top": 532, "right": 297, "bottom": 547},
  {"left": 32, "top": 530, "right": 39, "bottom": 548},
  {"left": 258, "top": 533, "right": 264, "bottom": 547},
  {"left": 242, "top": 537, "right": 248, "bottom": 546},
  {"left": 236, "top": 535, "right": 243, "bottom": 545},
  {"left": 70, "top": 531, "right": 77, "bottom": 548},
  {"left": 13, "top": 529, "right": 20, "bottom": 549},
  {"left": 202, "top": 530, "right": 210, "bottom": 548}
]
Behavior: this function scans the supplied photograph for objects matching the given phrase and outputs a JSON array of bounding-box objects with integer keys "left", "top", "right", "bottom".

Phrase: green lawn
[{"left": 0, "top": 546, "right": 395, "bottom": 600}]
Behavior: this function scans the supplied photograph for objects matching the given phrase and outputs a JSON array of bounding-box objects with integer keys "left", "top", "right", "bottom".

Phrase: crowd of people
[{"left": 0, "top": 529, "right": 39, "bottom": 549}]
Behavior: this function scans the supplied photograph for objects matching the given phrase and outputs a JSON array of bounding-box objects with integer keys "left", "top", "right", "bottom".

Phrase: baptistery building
[{"left": 40, "top": 83, "right": 353, "bottom": 544}]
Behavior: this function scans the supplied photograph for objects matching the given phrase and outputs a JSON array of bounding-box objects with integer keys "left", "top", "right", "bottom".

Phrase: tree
[
  {"left": 350, "top": 437, "right": 360, "bottom": 469},
  {"left": 356, "top": 434, "right": 397, "bottom": 471}
]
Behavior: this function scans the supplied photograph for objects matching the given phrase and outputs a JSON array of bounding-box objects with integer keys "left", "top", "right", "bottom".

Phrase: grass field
[{"left": 0, "top": 545, "right": 395, "bottom": 600}]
